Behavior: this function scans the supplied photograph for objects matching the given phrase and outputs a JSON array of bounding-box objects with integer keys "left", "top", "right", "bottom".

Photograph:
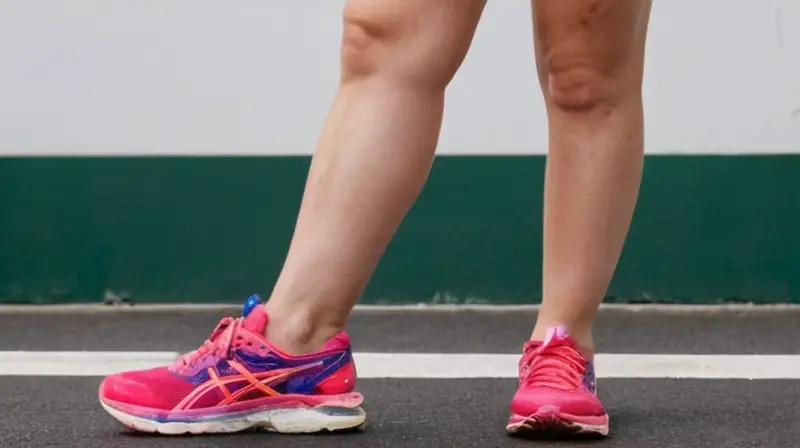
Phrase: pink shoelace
[
  {"left": 174, "top": 317, "right": 242, "bottom": 369},
  {"left": 519, "top": 338, "right": 587, "bottom": 391}
]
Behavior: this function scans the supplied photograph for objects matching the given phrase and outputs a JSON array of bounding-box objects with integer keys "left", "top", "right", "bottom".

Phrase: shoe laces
[
  {"left": 519, "top": 338, "right": 587, "bottom": 391},
  {"left": 174, "top": 317, "right": 243, "bottom": 368}
]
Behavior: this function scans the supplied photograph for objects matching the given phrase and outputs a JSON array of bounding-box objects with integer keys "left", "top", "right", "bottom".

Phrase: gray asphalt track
[{"left": 1, "top": 307, "right": 798, "bottom": 447}]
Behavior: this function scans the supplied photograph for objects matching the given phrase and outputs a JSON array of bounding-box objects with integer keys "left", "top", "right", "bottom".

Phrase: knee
[
  {"left": 339, "top": 15, "right": 393, "bottom": 83},
  {"left": 339, "top": 14, "right": 463, "bottom": 89},
  {"left": 543, "top": 52, "right": 640, "bottom": 113}
]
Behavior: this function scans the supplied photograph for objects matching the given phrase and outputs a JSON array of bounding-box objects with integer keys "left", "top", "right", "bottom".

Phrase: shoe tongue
[
  {"left": 241, "top": 295, "right": 268, "bottom": 333},
  {"left": 543, "top": 326, "right": 569, "bottom": 346}
]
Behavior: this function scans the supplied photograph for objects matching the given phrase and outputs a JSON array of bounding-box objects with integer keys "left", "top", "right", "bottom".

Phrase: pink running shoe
[
  {"left": 506, "top": 326, "right": 609, "bottom": 437},
  {"left": 99, "top": 295, "right": 365, "bottom": 435}
]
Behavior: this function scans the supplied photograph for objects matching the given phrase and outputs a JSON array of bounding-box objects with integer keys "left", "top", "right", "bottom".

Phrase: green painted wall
[{"left": 1, "top": 155, "right": 798, "bottom": 304}]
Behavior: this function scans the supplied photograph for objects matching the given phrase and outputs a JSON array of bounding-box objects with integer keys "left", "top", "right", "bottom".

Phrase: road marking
[
  {"left": 0, "top": 351, "right": 179, "bottom": 376},
  {"left": 1, "top": 352, "right": 799, "bottom": 379}
]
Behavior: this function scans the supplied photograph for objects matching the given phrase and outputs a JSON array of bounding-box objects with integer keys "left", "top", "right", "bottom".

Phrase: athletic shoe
[
  {"left": 98, "top": 295, "right": 365, "bottom": 435},
  {"left": 506, "top": 326, "right": 609, "bottom": 437}
]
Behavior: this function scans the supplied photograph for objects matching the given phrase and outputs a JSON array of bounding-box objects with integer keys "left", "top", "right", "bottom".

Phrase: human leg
[
  {"left": 98, "top": 0, "right": 488, "bottom": 434},
  {"left": 532, "top": 0, "right": 652, "bottom": 351},
  {"left": 508, "top": 0, "right": 652, "bottom": 437},
  {"left": 265, "top": 0, "right": 487, "bottom": 354}
]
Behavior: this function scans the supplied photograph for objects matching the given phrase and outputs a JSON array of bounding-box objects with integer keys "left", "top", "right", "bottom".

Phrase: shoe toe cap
[
  {"left": 511, "top": 387, "right": 605, "bottom": 417},
  {"left": 99, "top": 367, "right": 190, "bottom": 410},
  {"left": 100, "top": 372, "right": 153, "bottom": 406}
]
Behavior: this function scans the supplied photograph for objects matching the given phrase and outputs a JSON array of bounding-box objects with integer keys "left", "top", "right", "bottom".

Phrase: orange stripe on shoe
[
  {"left": 220, "top": 368, "right": 302, "bottom": 405},
  {"left": 176, "top": 360, "right": 327, "bottom": 410},
  {"left": 208, "top": 367, "right": 233, "bottom": 402},
  {"left": 228, "top": 360, "right": 280, "bottom": 397}
]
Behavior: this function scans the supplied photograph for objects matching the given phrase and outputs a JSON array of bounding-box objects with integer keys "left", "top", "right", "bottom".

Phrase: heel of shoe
[{"left": 316, "top": 360, "right": 357, "bottom": 395}]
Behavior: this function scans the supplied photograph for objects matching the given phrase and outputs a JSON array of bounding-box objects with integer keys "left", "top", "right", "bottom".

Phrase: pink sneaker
[
  {"left": 506, "top": 326, "right": 609, "bottom": 437},
  {"left": 98, "top": 295, "right": 365, "bottom": 435}
]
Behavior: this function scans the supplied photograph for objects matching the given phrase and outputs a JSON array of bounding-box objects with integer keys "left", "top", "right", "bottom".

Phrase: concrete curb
[{"left": 2, "top": 302, "right": 800, "bottom": 314}]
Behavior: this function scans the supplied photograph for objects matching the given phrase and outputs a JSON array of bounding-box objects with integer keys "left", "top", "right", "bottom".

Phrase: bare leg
[
  {"left": 531, "top": 0, "right": 653, "bottom": 351},
  {"left": 265, "top": 0, "right": 487, "bottom": 354}
]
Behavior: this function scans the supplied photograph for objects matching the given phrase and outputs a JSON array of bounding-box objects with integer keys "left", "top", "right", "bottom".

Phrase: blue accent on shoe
[{"left": 242, "top": 294, "right": 262, "bottom": 318}]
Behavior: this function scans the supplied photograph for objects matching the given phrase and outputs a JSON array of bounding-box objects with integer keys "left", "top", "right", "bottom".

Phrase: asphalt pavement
[{"left": 1, "top": 306, "right": 798, "bottom": 448}]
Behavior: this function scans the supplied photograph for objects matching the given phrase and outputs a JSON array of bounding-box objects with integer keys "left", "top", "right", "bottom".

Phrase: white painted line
[
  {"left": 356, "top": 354, "right": 800, "bottom": 380},
  {"left": 2, "top": 352, "right": 800, "bottom": 379},
  {"left": 595, "top": 354, "right": 800, "bottom": 380},
  {"left": 0, "top": 352, "right": 179, "bottom": 376}
]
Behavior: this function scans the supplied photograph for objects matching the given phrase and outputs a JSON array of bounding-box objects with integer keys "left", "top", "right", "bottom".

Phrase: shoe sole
[
  {"left": 506, "top": 410, "right": 609, "bottom": 438},
  {"left": 100, "top": 399, "right": 366, "bottom": 435}
]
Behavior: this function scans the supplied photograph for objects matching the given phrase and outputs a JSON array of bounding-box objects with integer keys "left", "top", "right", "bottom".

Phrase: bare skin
[
  {"left": 265, "top": 0, "right": 652, "bottom": 356},
  {"left": 264, "top": 0, "right": 487, "bottom": 352},
  {"left": 531, "top": 0, "right": 653, "bottom": 351}
]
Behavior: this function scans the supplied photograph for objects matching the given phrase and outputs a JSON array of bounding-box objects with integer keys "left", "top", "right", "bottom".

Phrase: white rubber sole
[{"left": 101, "top": 401, "right": 366, "bottom": 435}]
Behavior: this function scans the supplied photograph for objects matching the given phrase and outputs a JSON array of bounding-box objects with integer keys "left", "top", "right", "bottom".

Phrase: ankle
[
  {"left": 263, "top": 304, "right": 344, "bottom": 355},
  {"left": 530, "top": 322, "right": 594, "bottom": 356}
]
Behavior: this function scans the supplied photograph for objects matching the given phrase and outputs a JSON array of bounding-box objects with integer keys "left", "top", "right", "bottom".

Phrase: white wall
[{"left": 1, "top": 0, "right": 798, "bottom": 156}]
